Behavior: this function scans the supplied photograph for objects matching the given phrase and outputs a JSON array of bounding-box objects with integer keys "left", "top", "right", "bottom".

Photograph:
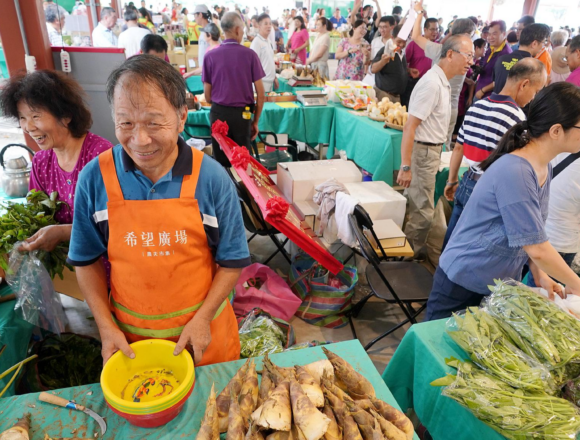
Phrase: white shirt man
[
  {"left": 250, "top": 15, "right": 277, "bottom": 92},
  {"left": 118, "top": 26, "right": 151, "bottom": 57},
  {"left": 92, "top": 8, "right": 118, "bottom": 47}
]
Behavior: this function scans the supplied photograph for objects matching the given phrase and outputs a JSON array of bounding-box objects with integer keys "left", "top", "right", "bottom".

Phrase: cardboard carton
[
  {"left": 294, "top": 200, "right": 319, "bottom": 232},
  {"left": 364, "top": 218, "right": 406, "bottom": 250},
  {"left": 277, "top": 160, "right": 362, "bottom": 203},
  {"left": 344, "top": 181, "right": 406, "bottom": 227}
]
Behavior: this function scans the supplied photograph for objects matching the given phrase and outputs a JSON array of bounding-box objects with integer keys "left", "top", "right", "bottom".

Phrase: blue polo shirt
[{"left": 68, "top": 137, "right": 251, "bottom": 269}]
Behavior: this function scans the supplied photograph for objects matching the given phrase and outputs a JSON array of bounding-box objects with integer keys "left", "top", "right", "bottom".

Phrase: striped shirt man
[{"left": 458, "top": 93, "right": 526, "bottom": 173}]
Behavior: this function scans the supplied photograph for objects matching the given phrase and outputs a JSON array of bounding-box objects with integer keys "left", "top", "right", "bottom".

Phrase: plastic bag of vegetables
[
  {"left": 238, "top": 308, "right": 295, "bottom": 358},
  {"left": 432, "top": 358, "right": 580, "bottom": 440},
  {"left": 446, "top": 307, "right": 557, "bottom": 394},
  {"left": 484, "top": 279, "right": 580, "bottom": 372}
]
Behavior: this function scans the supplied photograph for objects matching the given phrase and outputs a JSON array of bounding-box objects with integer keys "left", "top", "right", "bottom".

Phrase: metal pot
[{"left": 0, "top": 143, "right": 35, "bottom": 198}]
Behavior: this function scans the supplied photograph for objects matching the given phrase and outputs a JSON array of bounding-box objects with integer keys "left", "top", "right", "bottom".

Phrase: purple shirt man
[
  {"left": 475, "top": 20, "right": 512, "bottom": 99},
  {"left": 202, "top": 12, "right": 266, "bottom": 167},
  {"left": 202, "top": 40, "right": 265, "bottom": 107}
]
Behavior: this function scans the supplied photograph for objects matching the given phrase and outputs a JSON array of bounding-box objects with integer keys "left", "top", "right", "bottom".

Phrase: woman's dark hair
[
  {"left": 0, "top": 70, "right": 92, "bottom": 138},
  {"left": 139, "top": 7, "right": 152, "bottom": 22},
  {"left": 480, "top": 82, "right": 580, "bottom": 172},
  {"left": 473, "top": 38, "right": 486, "bottom": 49},
  {"left": 318, "top": 17, "right": 333, "bottom": 31},
  {"left": 349, "top": 19, "right": 365, "bottom": 36},
  {"left": 506, "top": 31, "right": 518, "bottom": 44},
  {"left": 181, "top": 7, "right": 187, "bottom": 14},
  {"left": 293, "top": 15, "right": 306, "bottom": 31}
]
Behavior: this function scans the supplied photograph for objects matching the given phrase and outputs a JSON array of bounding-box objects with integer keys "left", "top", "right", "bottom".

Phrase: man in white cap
[{"left": 194, "top": 4, "right": 211, "bottom": 69}]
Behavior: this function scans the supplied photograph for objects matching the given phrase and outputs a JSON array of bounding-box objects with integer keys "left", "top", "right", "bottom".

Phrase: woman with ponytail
[{"left": 426, "top": 82, "right": 580, "bottom": 321}]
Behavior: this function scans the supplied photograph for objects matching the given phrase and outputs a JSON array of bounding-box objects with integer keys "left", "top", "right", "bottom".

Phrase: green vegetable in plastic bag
[
  {"left": 447, "top": 307, "right": 557, "bottom": 394},
  {"left": 239, "top": 311, "right": 287, "bottom": 358},
  {"left": 432, "top": 358, "right": 580, "bottom": 440}
]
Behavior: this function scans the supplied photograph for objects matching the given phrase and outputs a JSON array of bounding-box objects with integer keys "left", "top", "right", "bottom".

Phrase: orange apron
[{"left": 99, "top": 148, "right": 240, "bottom": 366}]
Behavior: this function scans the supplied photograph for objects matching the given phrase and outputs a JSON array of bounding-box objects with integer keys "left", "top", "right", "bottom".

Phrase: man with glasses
[
  {"left": 474, "top": 20, "right": 511, "bottom": 100},
  {"left": 566, "top": 36, "right": 580, "bottom": 87},
  {"left": 513, "top": 15, "right": 535, "bottom": 50},
  {"left": 371, "top": 16, "right": 396, "bottom": 58},
  {"left": 493, "top": 23, "right": 550, "bottom": 93},
  {"left": 396, "top": 34, "right": 474, "bottom": 260},
  {"left": 411, "top": 0, "right": 476, "bottom": 149}
]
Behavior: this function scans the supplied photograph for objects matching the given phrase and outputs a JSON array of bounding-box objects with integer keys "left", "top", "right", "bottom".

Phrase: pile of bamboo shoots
[{"left": 196, "top": 347, "right": 413, "bottom": 440}]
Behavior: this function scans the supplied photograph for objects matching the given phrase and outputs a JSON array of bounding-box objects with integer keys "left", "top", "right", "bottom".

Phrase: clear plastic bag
[
  {"left": 6, "top": 242, "right": 66, "bottom": 335},
  {"left": 438, "top": 359, "right": 580, "bottom": 440},
  {"left": 446, "top": 307, "right": 557, "bottom": 394},
  {"left": 483, "top": 279, "right": 580, "bottom": 374},
  {"left": 238, "top": 309, "right": 288, "bottom": 358}
]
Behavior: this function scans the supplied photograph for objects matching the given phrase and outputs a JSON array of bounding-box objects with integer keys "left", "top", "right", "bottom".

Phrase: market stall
[
  {"left": 184, "top": 102, "right": 335, "bottom": 146},
  {"left": 0, "top": 340, "right": 418, "bottom": 439},
  {"left": 327, "top": 104, "right": 403, "bottom": 185},
  {"left": 277, "top": 78, "right": 324, "bottom": 94}
]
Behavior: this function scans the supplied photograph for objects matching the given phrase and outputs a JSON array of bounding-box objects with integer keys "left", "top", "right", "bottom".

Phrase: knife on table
[{"left": 39, "top": 392, "right": 107, "bottom": 436}]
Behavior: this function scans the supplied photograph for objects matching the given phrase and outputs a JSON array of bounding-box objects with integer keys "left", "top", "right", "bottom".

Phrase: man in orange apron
[{"left": 67, "top": 55, "right": 250, "bottom": 366}]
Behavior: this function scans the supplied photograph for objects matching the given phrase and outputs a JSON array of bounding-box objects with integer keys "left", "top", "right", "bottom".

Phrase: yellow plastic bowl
[{"left": 100, "top": 340, "right": 195, "bottom": 416}]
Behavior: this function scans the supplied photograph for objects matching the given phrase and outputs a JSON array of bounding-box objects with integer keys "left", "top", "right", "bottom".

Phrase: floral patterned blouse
[{"left": 334, "top": 38, "right": 370, "bottom": 81}]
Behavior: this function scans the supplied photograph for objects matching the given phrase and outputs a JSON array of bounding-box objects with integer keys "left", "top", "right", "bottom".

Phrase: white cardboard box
[
  {"left": 364, "top": 218, "right": 407, "bottom": 249},
  {"left": 344, "top": 181, "right": 407, "bottom": 228},
  {"left": 294, "top": 199, "right": 319, "bottom": 232},
  {"left": 277, "top": 160, "right": 362, "bottom": 203}
]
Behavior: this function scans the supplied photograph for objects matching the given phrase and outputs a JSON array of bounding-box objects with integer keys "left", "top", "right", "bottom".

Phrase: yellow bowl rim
[
  {"left": 100, "top": 339, "right": 194, "bottom": 412},
  {"left": 105, "top": 374, "right": 195, "bottom": 415}
]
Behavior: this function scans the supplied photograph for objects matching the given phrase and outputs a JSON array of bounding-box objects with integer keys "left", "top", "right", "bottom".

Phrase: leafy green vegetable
[
  {"left": 433, "top": 359, "right": 580, "bottom": 440},
  {"left": 0, "top": 190, "right": 72, "bottom": 279},
  {"left": 485, "top": 280, "right": 580, "bottom": 373},
  {"left": 35, "top": 333, "right": 103, "bottom": 389},
  {"left": 447, "top": 307, "right": 557, "bottom": 394},
  {"left": 239, "top": 315, "right": 286, "bottom": 358}
]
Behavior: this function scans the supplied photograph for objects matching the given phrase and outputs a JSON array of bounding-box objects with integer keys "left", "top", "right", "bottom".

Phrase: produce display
[
  {"left": 367, "top": 98, "right": 408, "bottom": 126},
  {"left": 239, "top": 313, "right": 288, "bottom": 359},
  {"left": 434, "top": 280, "right": 580, "bottom": 440},
  {"left": 337, "top": 91, "right": 372, "bottom": 111},
  {"left": 0, "top": 190, "right": 72, "bottom": 279},
  {"left": 268, "top": 92, "right": 294, "bottom": 97},
  {"left": 196, "top": 348, "right": 414, "bottom": 440}
]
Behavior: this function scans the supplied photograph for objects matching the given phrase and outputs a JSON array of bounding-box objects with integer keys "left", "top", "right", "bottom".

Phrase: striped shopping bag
[{"left": 289, "top": 254, "right": 358, "bottom": 328}]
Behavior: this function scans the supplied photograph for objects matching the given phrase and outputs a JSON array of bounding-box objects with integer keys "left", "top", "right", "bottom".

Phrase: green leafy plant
[{"left": 0, "top": 190, "right": 73, "bottom": 279}]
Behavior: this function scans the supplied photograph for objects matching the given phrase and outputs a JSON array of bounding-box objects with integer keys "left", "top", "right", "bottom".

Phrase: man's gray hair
[
  {"left": 221, "top": 11, "right": 243, "bottom": 33},
  {"left": 451, "top": 18, "right": 476, "bottom": 37},
  {"left": 45, "top": 4, "right": 61, "bottom": 23},
  {"left": 124, "top": 8, "right": 139, "bottom": 22},
  {"left": 106, "top": 55, "right": 186, "bottom": 111},
  {"left": 441, "top": 34, "right": 469, "bottom": 59},
  {"left": 101, "top": 7, "right": 116, "bottom": 19},
  {"left": 551, "top": 30, "right": 568, "bottom": 48}
]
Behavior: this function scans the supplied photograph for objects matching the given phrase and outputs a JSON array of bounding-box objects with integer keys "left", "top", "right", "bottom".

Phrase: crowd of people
[{"left": 35, "top": 0, "right": 580, "bottom": 323}]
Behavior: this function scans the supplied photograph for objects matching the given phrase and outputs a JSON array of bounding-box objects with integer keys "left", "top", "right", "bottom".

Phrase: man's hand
[
  {"left": 444, "top": 183, "right": 458, "bottom": 202},
  {"left": 381, "top": 53, "right": 392, "bottom": 62},
  {"left": 274, "top": 77, "right": 279, "bottom": 90},
  {"left": 174, "top": 314, "right": 212, "bottom": 365},
  {"left": 101, "top": 324, "right": 135, "bottom": 366},
  {"left": 413, "top": 0, "right": 423, "bottom": 13},
  {"left": 466, "top": 96, "right": 473, "bottom": 107},
  {"left": 408, "top": 68, "right": 420, "bottom": 79},
  {"left": 251, "top": 121, "right": 259, "bottom": 140},
  {"left": 397, "top": 169, "right": 412, "bottom": 188},
  {"left": 475, "top": 89, "right": 484, "bottom": 100},
  {"left": 20, "top": 225, "right": 66, "bottom": 252}
]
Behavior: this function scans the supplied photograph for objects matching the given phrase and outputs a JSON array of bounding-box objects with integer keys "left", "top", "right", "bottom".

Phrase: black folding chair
[
  {"left": 227, "top": 169, "right": 292, "bottom": 265},
  {"left": 252, "top": 131, "right": 298, "bottom": 172},
  {"left": 348, "top": 206, "right": 432, "bottom": 350}
]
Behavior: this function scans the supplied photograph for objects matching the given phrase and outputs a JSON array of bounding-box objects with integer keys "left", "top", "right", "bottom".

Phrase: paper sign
[
  {"left": 398, "top": 9, "right": 417, "bottom": 42},
  {"left": 188, "top": 59, "right": 196, "bottom": 68},
  {"left": 153, "top": 14, "right": 163, "bottom": 24}
]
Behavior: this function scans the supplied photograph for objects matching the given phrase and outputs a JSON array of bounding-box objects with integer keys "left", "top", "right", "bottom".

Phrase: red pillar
[
  {"left": 0, "top": 0, "right": 53, "bottom": 151},
  {"left": 522, "top": 0, "right": 539, "bottom": 16}
]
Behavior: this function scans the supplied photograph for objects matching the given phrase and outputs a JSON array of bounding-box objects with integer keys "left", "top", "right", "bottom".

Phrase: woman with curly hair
[{"left": 0, "top": 70, "right": 112, "bottom": 252}]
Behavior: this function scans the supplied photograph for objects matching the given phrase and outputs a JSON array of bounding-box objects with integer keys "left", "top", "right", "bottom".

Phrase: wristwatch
[{"left": 402, "top": 165, "right": 411, "bottom": 172}]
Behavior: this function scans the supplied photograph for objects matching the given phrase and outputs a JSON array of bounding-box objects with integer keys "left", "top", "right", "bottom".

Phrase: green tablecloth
[
  {"left": 0, "top": 48, "right": 8, "bottom": 80},
  {"left": 276, "top": 77, "right": 324, "bottom": 93},
  {"left": 382, "top": 319, "right": 504, "bottom": 440},
  {"left": 0, "top": 340, "right": 418, "bottom": 440},
  {"left": 185, "top": 102, "right": 335, "bottom": 145},
  {"left": 327, "top": 103, "right": 403, "bottom": 185},
  {"left": 0, "top": 284, "right": 34, "bottom": 397},
  {"left": 185, "top": 75, "right": 204, "bottom": 95}
]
